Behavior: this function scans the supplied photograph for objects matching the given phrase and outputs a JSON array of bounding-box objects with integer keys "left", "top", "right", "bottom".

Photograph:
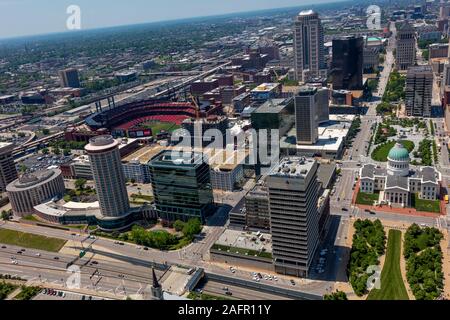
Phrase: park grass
[
  {"left": 356, "top": 191, "right": 380, "bottom": 206},
  {"left": 367, "top": 230, "right": 409, "bottom": 300},
  {"left": 371, "top": 140, "right": 415, "bottom": 162},
  {"left": 0, "top": 229, "right": 66, "bottom": 252},
  {"left": 411, "top": 194, "right": 441, "bottom": 213}
]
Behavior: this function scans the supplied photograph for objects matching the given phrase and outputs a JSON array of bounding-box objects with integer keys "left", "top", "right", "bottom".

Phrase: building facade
[
  {"left": 405, "top": 66, "right": 433, "bottom": 117},
  {"left": 332, "top": 36, "right": 364, "bottom": 90},
  {"left": 294, "top": 10, "right": 326, "bottom": 82},
  {"left": 6, "top": 169, "right": 65, "bottom": 217},
  {"left": 294, "top": 86, "right": 320, "bottom": 145},
  {"left": 85, "top": 135, "right": 130, "bottom": 218},
  {"left": 148, "top": 150, "right": 215, "bottom": 223},
  {"left": 59, "top": 68, "right": 81, "bottom": 88},
  {"left": 0, "top": 143, "right": 18, "bottom": 192},
  {"left": 267, "top": 157, "right": 320, "bottom": 277},
  {"left": 396, "top": 22, "right": 416, "bottom": 71},
  {"left": 360, "top": 142, "right": 441, "bottom": 206}
]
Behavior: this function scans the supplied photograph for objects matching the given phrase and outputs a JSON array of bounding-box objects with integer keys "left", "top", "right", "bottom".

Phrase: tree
[
  {"left": 63, "top": 148, "right": 71, "bottom": 156},
  {"left": 53, "top": 147, "right": 61, "bottom": 155},
  {"left": 173, "top": 220, "right": 185, "bottom": 232},
  {"left": 1, "top": 210, "right": 10, "bottom": 221},
  {"left": 75, "top": 178, "right": 87, "bottom": 191},
  {"left": 18, "top": 164, "right": 27, "bottom": 173},
  {"left": 41, "top": 128, "right": 50, "bottom": 135},
  {"left": 182, "top": 219, "right": 202, "bottom": 238},
  {"left": 324, "top": 291, "right": 348, "bottom": 300},
  {"left": 42, "top": 148, "right": 49, "bottom": 155}
]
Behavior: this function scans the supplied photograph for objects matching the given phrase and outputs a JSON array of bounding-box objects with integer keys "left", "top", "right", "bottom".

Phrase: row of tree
[
  {"left": 404, "top": 224, "right": 444, "bottom": 300},
  {"left": 348, "top": 219, "right": 386, "bottom": 296}
]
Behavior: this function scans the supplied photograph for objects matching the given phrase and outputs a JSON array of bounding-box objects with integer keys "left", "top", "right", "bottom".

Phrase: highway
[{"left": 200, "top": 280, "right": 291, "bottom": 300}]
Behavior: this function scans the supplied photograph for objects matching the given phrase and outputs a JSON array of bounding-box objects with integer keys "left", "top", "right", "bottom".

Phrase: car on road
[
  {"left": 91, "top": 261, "right": 98, "bottom": 265},
  {"left": 35, "top": 253, "right": 41, "bottom": 257},
  {"left": 290, "top": 280, "right": 296, "bottom": 286},
  {"left": 143, "top": 247, "right": 149, "bottom": 251},
  {"left": 342, "top": 208, "right": 348, "bottom": 212},
  {"left": 54, "top": 257, "right": 59, "bottom": 260},
  {"left": 11, "top": 260, "right": 17, "bottom": 265},
  {"left": 1, "top": 246, "right": 6, "bottom": 249},
  {"left": 16, "top": 251, "right": 22, "bottom": 254},
  {"left": 225, "top": 291, "right": 233, "bottom": 296}
]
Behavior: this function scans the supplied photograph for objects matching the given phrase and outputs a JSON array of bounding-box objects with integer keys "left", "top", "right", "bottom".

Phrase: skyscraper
[
  {"left": 405, "top": 65, "right": 433, "bottom": 117},
  {"left": 396, "top": 22, "right": 416, "bottom": 71},
  {"left": 59, "top": 68, "right": 81, "bottom": 88},
  {"left": 267, "top": 157, "right": 320, "bottom": 277},
  {"left": 294, "top": 10, "right": 326, "bottom": 83},
  {"left": 0, "top": 143, "right": 18, "bottom": 192},
  {"left": 148, "top": 150, "right": 214, "bottom": 223},
  {"left": 332, "top": 36, "right": 364, "bottom": 90},
  {"left": 85, "top": 135, "right": 130, "bottom": 218},
  {"left": 294, "top": 86, "right": 323, "bottom": 145}
]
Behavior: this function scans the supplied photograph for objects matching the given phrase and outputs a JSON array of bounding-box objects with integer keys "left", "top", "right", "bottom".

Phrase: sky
[{"left": 0, "top": 0, "right": 342, "bottom": 39}]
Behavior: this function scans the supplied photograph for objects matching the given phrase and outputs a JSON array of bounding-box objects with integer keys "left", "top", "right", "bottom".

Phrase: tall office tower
[
  {"left": 59, "top": 68, "right": 81, "bottom": 88},
  {"left": 267, "top": 157, "right": 320, "bottom": 277},
  {"left": 148, "top": 150, "right": 215, "bottom": 223},
  {"left": 331, "top": 36, "right": 364, "bottom": 90},
  {"left": 0, "top": 143, "right": 18, "bottom": 192},
  {"left": 396, "top": 22, "right": 416, "bottom": 71},
  {"left": 85, "top": 135, "right": 130, "bottom": 218},
  {"left": 405, "top": 65, "right": 433, "bottom": 117},
  {"left": 294, "top": 86, "right": 321, "bottom": 145},
  {"left": 316, "top": 87, "right": 329, "bottom": 124},
  {"left": 440, "top": 0, "right": 450, "bottom": 19},
  {"left": 294, "top": 10, "right": 326, "bottom": 82}
]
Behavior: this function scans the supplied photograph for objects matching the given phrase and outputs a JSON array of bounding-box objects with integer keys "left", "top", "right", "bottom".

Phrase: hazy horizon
[{"left": 0, "top": 0, "right": 347, "bottom": 40}]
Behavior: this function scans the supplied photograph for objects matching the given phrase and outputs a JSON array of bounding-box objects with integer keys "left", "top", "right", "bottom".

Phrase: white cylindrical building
[
  {"left": 6, "top": 168, "right": 65, "bottom": 217},
  {"left": 85, "top": 135, "right": 130, "bottom": 218}
]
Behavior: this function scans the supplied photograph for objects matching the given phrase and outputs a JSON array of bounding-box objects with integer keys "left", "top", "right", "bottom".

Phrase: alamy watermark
[
  {"left": 366, "top": 5, "right": 382, "bottom": 30},
  {"left": 66, "top": 5, "right": 81, "bottom": 30}
]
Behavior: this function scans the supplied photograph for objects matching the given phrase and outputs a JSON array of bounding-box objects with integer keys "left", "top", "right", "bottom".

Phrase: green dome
[{"left": 388, "top": 142, "right": 410, "bottom": 161}]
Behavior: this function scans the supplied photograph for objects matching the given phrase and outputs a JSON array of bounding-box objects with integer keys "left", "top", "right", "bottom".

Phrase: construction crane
[{"left": 189, "top": 94, "right": 201, "bottom": 120}]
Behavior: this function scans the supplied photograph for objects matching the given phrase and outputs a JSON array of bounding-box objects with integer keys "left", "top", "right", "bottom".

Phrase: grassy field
[
  {"left": 367, "top": 230, "right": 409, "bottom": 300},
  {"left": 0, "top": 229, "right": 66, "bottom": 252},
  {"left": 411, "top": 194, "right": 441, "bottom": 213},
  {"left": 142, "top": 121, "right": 180, "bottom": 135},
  {"left": 356, "top": 192, "right": 380, "bottom": 205},
  {"left": 371, "top": 140, "right": 414, "bottom": 162}
]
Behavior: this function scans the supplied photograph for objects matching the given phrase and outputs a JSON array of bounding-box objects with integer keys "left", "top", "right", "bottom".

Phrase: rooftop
[
  {"left": 215, "top": 229, "right": 272, "bottom": 253},
  {"left": 270, "top": 157, "right": 316, "bottom": 178}
]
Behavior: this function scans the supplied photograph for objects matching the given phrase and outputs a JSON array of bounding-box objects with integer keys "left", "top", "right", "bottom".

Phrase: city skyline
[{"left": 0, "top": 0, "right": 345, "bottom": 39}]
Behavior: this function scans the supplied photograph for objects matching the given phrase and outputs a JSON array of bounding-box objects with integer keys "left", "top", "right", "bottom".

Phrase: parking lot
[{"left": 34, "top": 288, "right": 107, "bottom": 300}]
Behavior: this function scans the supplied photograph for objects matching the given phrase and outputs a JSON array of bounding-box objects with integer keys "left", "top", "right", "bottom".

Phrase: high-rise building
[
  {"left": 148, "top": 150, "right": 215, "bottom": 223},
  {"left": 332, "top": 36, "right": 364, "bottom": 90},
  {"left": 267, "top": 157, "right": 320, "bottom": 277},
  {"left": 396, "top": 22, "right": 416, "bottom": 71},
  {"left": 85, "top": 135, "right": 130, "bottom": 218},
  {"left": 294, "top": 86, "right": 323, "bottom": 145},
  {"left": 59, "top": 68, "right": 81, "bottom": 88},
  {"left": 0, "top": 143, "right": 18, "bottom": 192},
  {"left": 405, "top": 66, "right": 433, "bottom": 117},
  {"left": 293, "top": 10, "right": 326, "bottom": 82}
]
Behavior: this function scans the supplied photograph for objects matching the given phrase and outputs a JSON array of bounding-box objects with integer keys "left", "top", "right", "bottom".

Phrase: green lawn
[
  {"left": 211, "top": 243, "right": 272, "bottom": 259},
  {"left": 356, "top": 192, "right": 380, "bottom": 206},
  {"left": 411, "top": 194, "right": 441, "bottom": 213},
  {"left": 142, "top": 121, "right": 180, "bottom": 136},
  {"left": 371, "top": 140, "right": 414, "bottom": 162},
  {"left": 0, "top": 229, "right": 66, "bottom": 252},
  {"left": 367, "top": 230, "right": 409, "bottom": 300}
]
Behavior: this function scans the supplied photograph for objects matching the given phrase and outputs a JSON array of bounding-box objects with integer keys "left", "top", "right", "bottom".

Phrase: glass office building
[{"left": 148, "top": 150, "right": 215, "bottom": 223}]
